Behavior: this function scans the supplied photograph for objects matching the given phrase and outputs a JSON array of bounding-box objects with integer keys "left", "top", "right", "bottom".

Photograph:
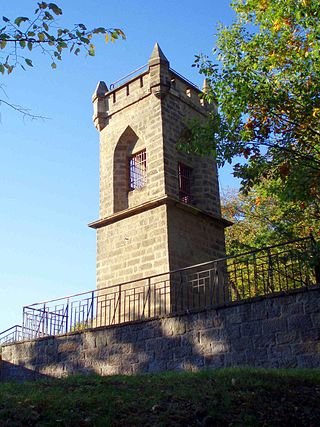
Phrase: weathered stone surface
[{"left": 1, "top": 287, "right": 320, "bottom": 381}]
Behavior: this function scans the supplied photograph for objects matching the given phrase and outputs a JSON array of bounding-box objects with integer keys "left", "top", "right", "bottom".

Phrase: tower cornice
[{"left": 88, "top": 195, "right": 232, "bottom": 229}]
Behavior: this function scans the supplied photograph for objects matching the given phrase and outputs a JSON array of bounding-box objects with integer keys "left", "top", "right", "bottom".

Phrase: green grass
[{"left": 0, "top": 368, "right": 320, "bottom": 426}]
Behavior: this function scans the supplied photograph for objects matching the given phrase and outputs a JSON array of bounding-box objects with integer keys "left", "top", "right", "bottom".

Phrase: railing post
[
  {"left": 65, "top": 299, "right": 69, "bottom": 334},
  {"left": 91, "top": 291, "right": 95, "bottom": 327},
  {"left": 148, "top": 277, "right": 151, "bottom": 318},
  {"left": 267, "top": 248, "right": 274, "bottom": 293},
  {"left": 311, "top": 236, "right": 320, "bottom": 285},
  {"left": 253, "top": 253, "right": 258, "bottom": 295},
  {"left": 315, "top": 264, "right": 320, "bottom": 285},
  {"left": 22, "top": 306, "right": 26, "bottom": 340},
  {"left": 43, "top": 303, "right": 47, "bottom": 337},
  {"left": 118, "top": 284, "right": 121, "bottom": 324}
]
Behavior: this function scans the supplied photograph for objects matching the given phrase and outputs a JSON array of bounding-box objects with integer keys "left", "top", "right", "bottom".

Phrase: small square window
[
  {"left": 129, "top": 150, "right": 147, "bottom": 190},
  {"left": 178, "top": 162, "right": 192, "bottom": 204}
]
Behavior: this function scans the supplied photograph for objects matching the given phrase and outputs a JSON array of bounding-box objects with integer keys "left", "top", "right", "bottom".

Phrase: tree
[
  {"left": 189, "top": 0, "right": 320, "bottom": 223},
  {"left": 0, "top": 2, "right": 125, "bottom": 116},
  {"left": 222, "top": 182, "right": 320, "bottom": 256}
]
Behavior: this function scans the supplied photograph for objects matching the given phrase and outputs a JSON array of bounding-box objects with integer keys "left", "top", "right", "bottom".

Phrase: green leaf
[
  {"left": 44, "top": 11, "right": 54, "bottom": 20},
  {"left": 14, "top": 17, "right": 29, "bottom": 27},
  {"left": 48, "top": 3, "right": 62, "bottom": 15},
  {"left": 19, "top": 40, "right": 26, "bottom": 48},
  {"left": 115, "top": 29, "right": 126, "bottom": 40},
  {"left": 0, "top": 63, "right": 4, "bottom": 74},
  {"left": 2, "top": 16, "right": 9, "bottom": 23},
  {"left": 38, "top": 32, "right": 45, "bottom": 42},
  {"left": 0, "top": 40, "right": 6, "bottom": 49},
  {"left": 111, "top": 31, "right": 119, "bottom": 40},
  {"left": 93, "top": 27, "right": 106, "bottom": 34},
  {"left": 4, "top": 63, "right": 13, "bottom": 74},
  {"left": 38, "top": 2, "right": 48, "bottom": 10},
  {"left": 43, "top": 22, "right": 49, "bottom": 31},
  {"left": 27, "top": 41, "right": 33, "bottom": 51},
  {"left": 51, "top": 62, "right": 57, "bottom": 69},
  {"left": 79, "top": 36, "right": 89, "bottom": 44},
  {"left": 88, "top": 44, "right": 95, "bottom": 56},
  {"left": 25, "top": 58, "right": 33, "bottom": 67}
]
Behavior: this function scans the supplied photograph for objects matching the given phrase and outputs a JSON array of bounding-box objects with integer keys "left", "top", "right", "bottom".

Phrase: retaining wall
[{"left": 1, "top": 287, "right": 320, "bottom": 381}]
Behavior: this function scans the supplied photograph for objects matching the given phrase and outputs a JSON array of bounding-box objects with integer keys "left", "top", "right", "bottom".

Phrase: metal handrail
[
  {"left": 23, "top": 236, "right": 315, "bottom": 307},
  {"left": 0, "top": 325, "right": 21, "bottom": 336},
  {"left": 1, "top": 237, "right": 318, "bottom": 344},
  {"left": 169, "top": 67, "right": 201, "bottom": 91},
  {"left": 109, "top": 64, "right": 148, "bottom": 90}
]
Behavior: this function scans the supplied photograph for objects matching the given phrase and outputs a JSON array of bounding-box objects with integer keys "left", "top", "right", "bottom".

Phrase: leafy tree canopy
[
  {"left": 188, "top": 0, "right": 320, "bottom": 214},
  {"left": 0, "top": 2, "right": 125, "bottom": 74},
  {"left": 222, "top": 182, "right": 320, "bottom": 256}
]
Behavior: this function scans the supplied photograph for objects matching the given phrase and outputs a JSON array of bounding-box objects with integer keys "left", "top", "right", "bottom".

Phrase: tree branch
[{"left": 0, "top": 98, "right": 49, "bottom": 120}]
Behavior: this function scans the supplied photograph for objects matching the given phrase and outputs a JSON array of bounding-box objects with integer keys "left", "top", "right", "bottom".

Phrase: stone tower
[{"left": 90, "top": 44, "right": 228, "bottom": 301}]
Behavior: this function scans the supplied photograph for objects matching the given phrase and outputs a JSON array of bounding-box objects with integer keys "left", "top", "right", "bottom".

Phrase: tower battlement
[{"left": 93, "top": 44, "right": 210, "bottom": 132}]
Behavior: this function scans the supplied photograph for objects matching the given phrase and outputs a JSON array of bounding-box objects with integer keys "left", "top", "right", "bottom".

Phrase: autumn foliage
[{"left": 189, "top": 0, "right": 319, "bottom": 245}]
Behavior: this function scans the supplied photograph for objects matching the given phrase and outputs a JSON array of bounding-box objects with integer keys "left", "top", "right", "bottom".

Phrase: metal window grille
[
  {"left": 178, "top": 162, "right": 192, "bottom": 203},
  {"left": 129, "top": 150, "right": 147, "bottom": 190}
]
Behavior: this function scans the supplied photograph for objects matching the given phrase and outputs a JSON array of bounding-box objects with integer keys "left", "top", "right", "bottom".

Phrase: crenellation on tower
[
  {"left": 92, "top": 81, "right": 109, "bottom": 131},
  {"left": 168, "top": 72, "right": 209, "bottom": 113}
]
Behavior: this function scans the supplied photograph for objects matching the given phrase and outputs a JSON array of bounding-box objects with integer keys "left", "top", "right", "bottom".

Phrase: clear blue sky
[{"left": 0, "top": 1, "right": 237, "bottom": 331}]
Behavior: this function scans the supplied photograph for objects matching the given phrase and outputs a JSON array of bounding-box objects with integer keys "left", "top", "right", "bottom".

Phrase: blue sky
[{"left": 0, "top": 1, "right": 237, "bottom": 331}]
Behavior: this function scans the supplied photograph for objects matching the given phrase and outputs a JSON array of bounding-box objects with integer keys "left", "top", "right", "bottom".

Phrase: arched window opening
[{"left": 113, "top": 126, "right": 146, "bottom": 213}]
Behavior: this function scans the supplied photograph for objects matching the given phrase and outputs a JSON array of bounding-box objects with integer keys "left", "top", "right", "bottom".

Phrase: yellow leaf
[
  {"left": 312, "top": 108, "right": 320, "bottom": 118},
  {"left": 273, "top": 20, "right": 281, "bottom": 31}
]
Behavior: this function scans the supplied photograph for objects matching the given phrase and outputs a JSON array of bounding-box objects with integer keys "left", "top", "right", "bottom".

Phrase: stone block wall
[
  {"left": 1, "top": 287, "right": 319, "bottom": 381},
  {"left": 167, "top": 203, "right": 226, "bottom": 270},
  {"left": 99, "top": 89, "right": 165, "bottom": 218},
  {"left": 162, "top": 70, "right": 221, "bottom": 218},
  {"left": 96, "top": 204, "right": 169, "bottom": 287}
]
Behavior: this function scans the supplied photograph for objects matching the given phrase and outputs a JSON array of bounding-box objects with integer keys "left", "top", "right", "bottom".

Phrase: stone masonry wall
[
  {"left": 167, "top": 204, "right": 226, "bottom": 271},
  {"left": 96, "top": 204, "right": 169, "bottom": 287},
  {"left": 99, "top": 86, "right": 165, "bottom": 219},
  {"left": 162, "top": 71, "right": 221, "bottom": 218},
  {"left": 1, "top": 287, "right": 319, "bottom": 381}
]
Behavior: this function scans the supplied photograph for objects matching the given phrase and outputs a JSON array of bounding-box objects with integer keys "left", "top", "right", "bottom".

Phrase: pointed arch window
[{"left": 113, "top": 126, "right": 147, "bottom": 213}]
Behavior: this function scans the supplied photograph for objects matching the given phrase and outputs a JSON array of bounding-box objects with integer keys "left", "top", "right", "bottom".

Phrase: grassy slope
[{"left": 0, "top": 368, "right": 320, "bottom": 426}]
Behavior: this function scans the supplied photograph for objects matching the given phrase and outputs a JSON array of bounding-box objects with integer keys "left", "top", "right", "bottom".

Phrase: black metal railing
[
  {"left": 0, "top": 325, "right": 22, "bottom": 345},
  {"left": 0, "top": 325, "right": 41, "bottom": 345},
  {"left": 1, "top": 237, "right": 319, "bottom": 345},
  {"left": 109, "top": 64, "right": 148, "bottom": 90}
]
